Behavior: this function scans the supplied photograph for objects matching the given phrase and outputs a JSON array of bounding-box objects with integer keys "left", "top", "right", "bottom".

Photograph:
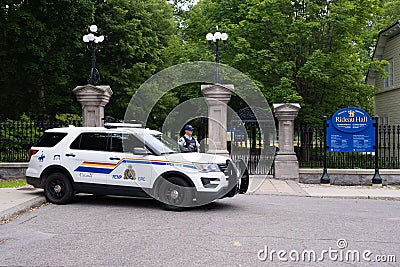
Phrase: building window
[{"left": 384, "top": 58, "right": 393, "bottom": 89}]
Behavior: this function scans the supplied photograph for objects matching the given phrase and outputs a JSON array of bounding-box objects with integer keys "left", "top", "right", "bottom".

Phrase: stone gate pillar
[
  {"left": 201, "top": 84, "right": 234, "bottom": 157},
  {"left": 273, "top": 103, "right": 301, "bottom": 179},
  {"left": 73, "top": 84, "right": 113, "bottom": 127}
]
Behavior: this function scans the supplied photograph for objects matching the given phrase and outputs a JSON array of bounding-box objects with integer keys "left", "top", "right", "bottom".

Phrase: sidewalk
[
  {"left": 0, "top": 186, "right": 45, "bottom": 223},
  {"left": 249, "top": 177, "right": 400, "bottom": 200},
  {"left": 1, "top": 179, "right": 400, "bottom": 223}
]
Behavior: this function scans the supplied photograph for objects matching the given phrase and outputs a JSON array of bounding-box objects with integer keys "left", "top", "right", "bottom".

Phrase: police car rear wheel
[
  {"left": 159, "top": 177, "right": 193, "bottom": 211},
  {"left": 44, "top": 173, "right": 74, "bottom": 204}
]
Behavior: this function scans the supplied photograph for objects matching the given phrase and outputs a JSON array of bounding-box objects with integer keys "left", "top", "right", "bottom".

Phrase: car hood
[{"left": 163, "top": 153, "right": 230, "bottom": 164}]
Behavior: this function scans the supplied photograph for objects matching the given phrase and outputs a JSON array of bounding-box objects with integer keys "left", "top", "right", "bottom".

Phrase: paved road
[{"left": 0, "top": 195, "right": 399, "bottom": 266}]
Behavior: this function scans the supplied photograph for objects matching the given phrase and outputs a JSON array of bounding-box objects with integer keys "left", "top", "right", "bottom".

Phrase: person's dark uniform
[{"left": 178, "top": 125, "right": 200, "bottom": 152}]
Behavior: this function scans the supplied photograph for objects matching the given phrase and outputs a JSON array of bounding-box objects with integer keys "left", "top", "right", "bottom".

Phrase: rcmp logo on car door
[{"left": 107, "top": 133, "right": 152, "bottom": 188}]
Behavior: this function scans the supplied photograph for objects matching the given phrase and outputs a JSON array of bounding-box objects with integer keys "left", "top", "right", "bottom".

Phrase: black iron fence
[
  {"left": 5, "top": 118, "right": 398, "bottom": 170},
  {"left": 295, "top": 124, "right": 400, "bottom": 169},
  {"left": 0, "top": 119, "right": 82, "bottom": 162}
]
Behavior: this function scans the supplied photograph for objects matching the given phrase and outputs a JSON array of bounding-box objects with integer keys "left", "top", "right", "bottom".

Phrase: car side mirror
[{"left": 133, "top": 147, "right": 149, "bottom": 155}]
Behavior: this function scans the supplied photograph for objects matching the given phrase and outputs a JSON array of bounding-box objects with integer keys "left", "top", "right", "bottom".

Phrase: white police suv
[{"left": 26, "top": 124, "right": 248, "bottom": 210}]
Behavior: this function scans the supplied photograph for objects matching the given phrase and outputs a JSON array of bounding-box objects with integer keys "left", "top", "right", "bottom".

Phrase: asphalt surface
[
  {"left": 0, "top": 194, "right": 399, "bottom": 266},
  {"left": 3, "top": 179, "right": 400, "bottom": 224}
]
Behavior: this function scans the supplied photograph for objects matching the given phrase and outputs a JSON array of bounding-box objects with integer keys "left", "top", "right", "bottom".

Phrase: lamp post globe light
[
  {"left": 82, "top": 25, "right": 104, "bottom": 86},
  {"left": 206, "top": 26, "right": 228, "bottom": 83}
]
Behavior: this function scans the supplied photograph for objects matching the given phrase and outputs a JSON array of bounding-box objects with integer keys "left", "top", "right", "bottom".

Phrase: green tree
[
  {"left": 173, "top": 0, "right": 386, "bottom": 124},
  {"left": 91, "top": 0, "right": 177, "bottom": 122},
  {"left": 0, "top": 0, "right": 95, "bottom": 118},
  {"left": 0, "top": 0, "right": 178, "bottom": 124}
]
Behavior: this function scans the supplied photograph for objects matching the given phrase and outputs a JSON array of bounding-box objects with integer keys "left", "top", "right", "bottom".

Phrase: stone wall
[
  {"left": 1, "top": 163, "right": 399, "bottom": 185},
  {"left": 300, "top": 169, "right": 400, "bottom": 185},
  {"left": 0, "top": 163, "right": 29, "bottom": 181}
]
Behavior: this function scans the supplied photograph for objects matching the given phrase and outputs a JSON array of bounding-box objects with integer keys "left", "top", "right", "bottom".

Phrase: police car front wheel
[
  {"left": 158, "top": 177, "right": 194, "bottom": 211},
  {"left": 44, "top": 173, "right": 74, "bottom": 204}
]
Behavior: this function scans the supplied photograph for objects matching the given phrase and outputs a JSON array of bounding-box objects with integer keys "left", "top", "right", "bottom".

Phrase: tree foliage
[
  {"left": 0, "top": 0, "right": 95, "bottom": 118},
  {"left": 1, "top": 0, "right": 400, "bottom": 125},
  {"left": 93, "top": 0, "right": 176, "bottom": 120},
  {"left": 173, "top": 0, "right": 391, "bottom": 124},
  {"left": 0, "top": 0, "right": 176, "bottom": 122}
]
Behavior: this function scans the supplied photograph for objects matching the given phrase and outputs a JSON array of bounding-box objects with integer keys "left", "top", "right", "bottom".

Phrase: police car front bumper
[
  {"left": 194, "top": 185, "right": 235, "bottom": 203},
  {"left": 195, "top": 160, "right": 241, "bottom": 201}
]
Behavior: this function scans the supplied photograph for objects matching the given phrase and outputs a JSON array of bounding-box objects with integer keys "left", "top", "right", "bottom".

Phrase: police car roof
[
  {"left": 104, "top": 122, "right": 143, "bottom": 128},
  {"left": 44, "top": 126, "right": 160, "bottom": 135}
]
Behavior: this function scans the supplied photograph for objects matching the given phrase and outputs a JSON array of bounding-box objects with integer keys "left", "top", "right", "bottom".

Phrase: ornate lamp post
[
  {"left": 206, "top": 26, "right": 228, "bottom": 83},
  {"left": 82, "top": 25, "right": 104, "bottom": 85}
]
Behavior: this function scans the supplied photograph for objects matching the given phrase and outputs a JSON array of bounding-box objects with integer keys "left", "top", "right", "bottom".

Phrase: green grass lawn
[{"left": 0, "top": 179, "right": 27, "bottom": 188}]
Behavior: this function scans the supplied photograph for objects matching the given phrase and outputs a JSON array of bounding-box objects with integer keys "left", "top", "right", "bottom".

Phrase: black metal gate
[{"left": 229, "top": 107, "right": 276, "bottom": 175}]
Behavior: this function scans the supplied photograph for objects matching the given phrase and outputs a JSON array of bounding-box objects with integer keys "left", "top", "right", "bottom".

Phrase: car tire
[
  {"left": 158, "top": 177, "right": 194, "bottom": 211},
  {"left": 44, "top": 173, "right": 74, "bottom": 204}
]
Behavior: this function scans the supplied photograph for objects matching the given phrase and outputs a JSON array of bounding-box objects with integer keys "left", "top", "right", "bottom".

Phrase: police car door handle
[
  {"left": 109, "top": 157, "right": 120, "bottom": 160},
  {"left": 65, "top": 153, "right": 76, "bottom": 157}
]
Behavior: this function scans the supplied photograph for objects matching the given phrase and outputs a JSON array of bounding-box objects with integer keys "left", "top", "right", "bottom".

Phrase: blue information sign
[{"left": 326, "top": 107, "right": 375, "bottom": 152}]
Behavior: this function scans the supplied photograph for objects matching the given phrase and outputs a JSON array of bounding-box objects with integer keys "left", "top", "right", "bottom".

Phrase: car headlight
[{"left": 194, "top": 163, "right": 221, "bottom": 173}]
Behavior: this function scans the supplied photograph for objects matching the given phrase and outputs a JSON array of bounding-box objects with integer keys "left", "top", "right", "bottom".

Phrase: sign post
[
  {"left": 372, "top": 116, "right": 382, "bottom": 184},
  {"left": 322, "top": 107, "right": 381, "bottom": 184},
  {"left": 321, "top": 116, "right": 330, "bottom": 184}
]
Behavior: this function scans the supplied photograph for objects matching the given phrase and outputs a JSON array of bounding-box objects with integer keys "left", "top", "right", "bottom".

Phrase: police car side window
[
  {"left": 124, "top": 134, "right": 145, "bottom": 152},
  {"left": 109, "top": 133, "right": 123, "bottom": 152},
  {"left": 109, "top": 133, "right": 145, "bottom": 153},
  {"left": 35, "top": 132, "right": 67, "bottom": 147},
  {"left": 70, "top": 133, "right": 108, "bottom": 151}
]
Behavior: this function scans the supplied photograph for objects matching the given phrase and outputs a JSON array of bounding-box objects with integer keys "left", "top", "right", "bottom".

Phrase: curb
[
  {"left": 286, "top": 180, "right": 310, "bottom": 196},
  {"left": 304, "top": 195, "right": 400, "bottom": 201},
  {"left": 249, "top": 193, "right": 400, "bottom": 201},
  {"left": 0, "top": 195, "right": 47, "bottom": 224}
]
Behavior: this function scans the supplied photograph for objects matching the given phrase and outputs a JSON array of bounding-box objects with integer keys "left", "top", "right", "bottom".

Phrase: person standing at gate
[{"left": 178, "top": 125, "right": 200, "bottom": 152}]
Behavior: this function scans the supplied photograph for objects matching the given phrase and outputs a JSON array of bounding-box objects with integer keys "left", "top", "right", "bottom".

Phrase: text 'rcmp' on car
[{"left": 26, "top": 123, "right": 249, "bottom": 211}]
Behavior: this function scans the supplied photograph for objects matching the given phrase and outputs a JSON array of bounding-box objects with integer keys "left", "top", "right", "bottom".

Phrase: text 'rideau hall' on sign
[{"left": 326, "top": 107, "right": 375, "bottom": 153}]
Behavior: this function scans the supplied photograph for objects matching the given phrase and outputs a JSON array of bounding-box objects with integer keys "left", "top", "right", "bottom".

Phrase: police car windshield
[{"left": 143, "top": 133, "right": 180, "bottom": 154}]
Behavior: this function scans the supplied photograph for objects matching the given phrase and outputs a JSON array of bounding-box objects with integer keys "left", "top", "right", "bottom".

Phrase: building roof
[{"left": 366, "top": 20, "right": 400, "bottom": 84}]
